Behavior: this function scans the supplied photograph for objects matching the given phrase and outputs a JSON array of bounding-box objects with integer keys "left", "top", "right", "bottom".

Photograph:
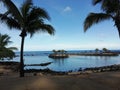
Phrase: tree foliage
[
  {"left": 0, "top": 33, "right": 17, "bottom": 60},
  {"left": 0, "top": 0, "right": 55, "bottom": 77},
  {"left": 84, "top": 0, "right": 120, "bottom": 37}
]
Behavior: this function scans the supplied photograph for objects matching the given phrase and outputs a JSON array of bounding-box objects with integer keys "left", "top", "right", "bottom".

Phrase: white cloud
[{"left": 63, "top": 6, "right": 72, "bottom": 12}]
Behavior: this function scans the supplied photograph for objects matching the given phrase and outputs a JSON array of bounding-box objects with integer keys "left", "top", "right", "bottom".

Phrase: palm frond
[
  {"left": 1, "top": 0, "right": 23, "bottom": 24},
  {"left": 0, "top": 33, "right": 12, "bottom": 47},
  {"left": 20, "top": 0, "right": 33, "bottom": 18},
  {"left": 92, "top": 0, "right": 102, "bottom": 5},
  {"left": 0, "top": 33, "right": 17, "bottom": 59},
  {"left": 27, "top": 7, "right": 50, "bottom": 22},
  {"left": 0, "top": 13, "right": 21, "bottom": 29},
  {"left": 84, "top": 13, "right": 112, "bottom": 32},
  {"left": 101, "top": 0, "right": 120, "bottom": 14},
  {"left": 7, "top": 47, "right": 18, "bottom": 51},
  {"left": 93, "top": 0, "right": 120, "bottom": 14},
  {"left": 0, "top": 48, "right": 15, "bottom": 60},
  {"left": 27, "top": 20, "right": 55, "bottom": 37},
  {"left": 24, "top": 5, "right": 54, "bottom": 37},
  {"left": 37, "top": 24, "right": 55, "bottom": 35}
]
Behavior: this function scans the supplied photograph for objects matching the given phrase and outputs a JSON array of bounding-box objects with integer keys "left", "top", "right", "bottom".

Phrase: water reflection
[
  {"left": 13, "top": 55, "right": 120, "bottom": 72},
  {"left": 97, "top": 56, "right": 111, "bottom": 60},
  {"left": 50, "top": 56, "right": 115, "bottom": 71},
  {"left": 52, "top": 58, "right": 66, "bottom": 66}
]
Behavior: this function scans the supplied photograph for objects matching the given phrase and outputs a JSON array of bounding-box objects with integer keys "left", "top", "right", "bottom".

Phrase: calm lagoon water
[{"left": 13, "top": 51, "right": 120, "bottom": 72}]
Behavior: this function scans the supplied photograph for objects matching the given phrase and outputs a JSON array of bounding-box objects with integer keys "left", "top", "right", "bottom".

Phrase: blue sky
[{"left": 0, "top": 0, "right": 120, "bottom": 51}]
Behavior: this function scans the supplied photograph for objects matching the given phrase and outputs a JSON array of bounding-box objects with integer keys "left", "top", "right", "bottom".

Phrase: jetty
[
  {"left": 68, "top": 52, "right": 119, "bottom": 56},
  {"left": 25, "top": 62, "right": 52, "bottom": 66}
]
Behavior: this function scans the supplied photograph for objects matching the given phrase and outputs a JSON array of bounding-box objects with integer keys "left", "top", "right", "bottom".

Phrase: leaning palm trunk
[
  {"left": 115, "top": 16, "right": 120, "bottom": 37},
  {"left": 116, "top": 24, "right": 120, "bottom": 38},
  {"left": 19, "top": 30, "right": 27, "bottom": 77}
]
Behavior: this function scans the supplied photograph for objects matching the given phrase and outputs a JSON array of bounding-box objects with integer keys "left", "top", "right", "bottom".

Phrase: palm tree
[
  {"left": 102, "top": 48, "right": 108, "bottom": 53},
  {"left": 0, "top": 33, "right": 17, "bottom": 60},
  {"left": 95, "top": 48, "right": 99, "bottom": 53},
  {"left": 0, "top": 0, "right": 55, "bottom": 77},
  {"left": 84, "top": 0, "right": 120, "bottom": 37},
  {"left": 52, "top": 49, "right": 57, "bottom": 55}
]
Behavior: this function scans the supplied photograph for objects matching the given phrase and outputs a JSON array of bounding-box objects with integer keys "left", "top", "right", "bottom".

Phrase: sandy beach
[{"left": 0, "top": 64, "right": 120, "bottom": 90}]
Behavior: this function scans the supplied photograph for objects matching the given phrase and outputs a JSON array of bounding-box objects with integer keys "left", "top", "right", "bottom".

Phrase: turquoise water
[{"left": 13, "top": 51, "right": 120, "bottom": 72}]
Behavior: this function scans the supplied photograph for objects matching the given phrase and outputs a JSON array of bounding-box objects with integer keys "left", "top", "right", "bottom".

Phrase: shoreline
[
  {"left": 0, "top": 65, "right": 120, "bottom": 90},
  {"left": 24, "top": 64, "right": 120, "bottom": 76},
  {"left": 0, "top": 61, "right": 120, "bottom": 76},
  {"left": 0, "top": 62, "right": 120, "bottom": 90}
]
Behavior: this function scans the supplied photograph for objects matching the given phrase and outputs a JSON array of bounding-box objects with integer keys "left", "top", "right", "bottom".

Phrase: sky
[{"left": 0, "top": 0, "right": 120, "bottom": 51}]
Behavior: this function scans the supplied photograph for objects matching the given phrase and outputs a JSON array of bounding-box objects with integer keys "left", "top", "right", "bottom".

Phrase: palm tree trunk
[
  {"left": 115, "top": 15, "right": 120, "bottom": 38},
  {"left": 19, "top": 29, "right": 27, "bottom": 77},
  {"left": 115, "top": 24, "right": 120, "bottom": 38},
  {"left": 20, "top": 36, "right": 25, "bottom": 77},
  {"left": 116, "top": 26, "right": 120, "bottom": 38}
]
